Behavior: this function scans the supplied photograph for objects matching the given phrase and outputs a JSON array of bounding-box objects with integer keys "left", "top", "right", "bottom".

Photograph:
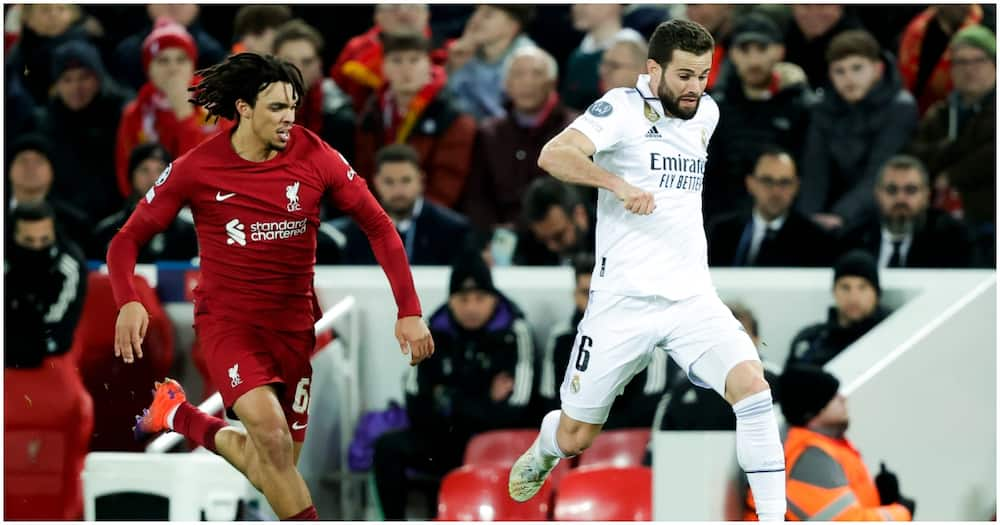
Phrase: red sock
[
  {"left": 173, "top": 402, "right": 226, "bottom": 454},
  {"left": 282, "top": 505, "right": 318, "bottom": 521}
]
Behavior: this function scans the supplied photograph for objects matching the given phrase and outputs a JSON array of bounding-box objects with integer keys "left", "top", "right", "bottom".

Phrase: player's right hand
[
  {"left": 115, "top": 301, "right": 149, "bottom": 364},
  {"left": 615, "top": 181, "right": 656, "bottom": 215}
]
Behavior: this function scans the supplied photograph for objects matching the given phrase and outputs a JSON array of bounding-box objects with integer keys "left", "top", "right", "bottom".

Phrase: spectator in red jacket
[
  {"left": 460, "top": 47, "right": 578, "bottom": 230},
  {"left": 898, "top": 4, "right": 985, "bottom": 115},
  {"left": 114, "top": 18, "right": 228, "bottom": 198},
  {"left": 355, "top": 32, "right": 476, "bottom": 208},
  {"left": 330, "top": 4, "right": 442, "bottom": 113}
]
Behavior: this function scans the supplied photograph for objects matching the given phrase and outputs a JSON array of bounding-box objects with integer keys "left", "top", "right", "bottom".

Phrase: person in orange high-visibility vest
[{"left": 745, "top": 365, "right": 915, "bottom": 521}]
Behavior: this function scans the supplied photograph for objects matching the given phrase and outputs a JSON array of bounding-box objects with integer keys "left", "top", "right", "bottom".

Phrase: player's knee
[
  {"left": 251, "top": 424, "right": 295, "bottom": 470},
  {"left": 725, "top": 360, "right": 769, "bottom": 405}
]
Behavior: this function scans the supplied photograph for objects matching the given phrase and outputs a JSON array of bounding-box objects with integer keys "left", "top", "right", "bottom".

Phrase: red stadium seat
[
  {"left": 437, "top": 464, "right": 552, "bottom": 521},
  {"left": 463, "top": 429, "right": 571, "bottom": 488},
  {"left": 553, "top": 465, "right": 652, "bottom": 521},
  {"left": 70, "top": 272, "right": 174, "bottom": 452},
  {"left": 577, "top": 428, "right": 651, "bottom": 468},
  {"left": 5, "top": 354, "right": 94, "bottom": 520}
]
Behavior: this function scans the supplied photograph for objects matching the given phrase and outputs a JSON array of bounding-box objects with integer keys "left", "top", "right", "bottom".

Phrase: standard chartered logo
[
  {"left": 226, "top": 217, "right": 308, "bottom": 246},
  {"left": 226, "top": 219, "right": 246, "bottom": 246}
]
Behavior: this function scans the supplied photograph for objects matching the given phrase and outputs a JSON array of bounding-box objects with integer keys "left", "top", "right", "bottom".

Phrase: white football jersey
[{"left": 569, "top": 74, "right": 719, "bottom": 300}]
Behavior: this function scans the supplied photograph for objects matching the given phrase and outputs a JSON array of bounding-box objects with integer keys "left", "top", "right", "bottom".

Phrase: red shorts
[{"left": 195, "top": 315, "right": 315, "bottom": 442}]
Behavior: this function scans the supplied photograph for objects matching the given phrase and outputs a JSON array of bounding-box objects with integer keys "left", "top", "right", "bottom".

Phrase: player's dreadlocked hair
[{"left": 189, "top": 52, "right": 305, "bottom": 122}]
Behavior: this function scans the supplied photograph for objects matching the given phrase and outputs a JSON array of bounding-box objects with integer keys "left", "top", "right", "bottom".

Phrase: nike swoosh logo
[
  {"left": 291, "top": 421, "right": 308, "bottom": 430},
  {"left": 216, "top": 192, "right": 236, "bottom": 201}
]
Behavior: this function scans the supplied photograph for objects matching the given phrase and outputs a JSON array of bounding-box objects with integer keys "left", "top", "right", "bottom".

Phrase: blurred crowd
[{"left": 3, "top": 3, "right": 996, "bottom": 521}]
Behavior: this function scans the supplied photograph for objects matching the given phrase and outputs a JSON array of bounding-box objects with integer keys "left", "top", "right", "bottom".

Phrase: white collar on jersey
[{"left": 635, "top": 74, "right": 666, "bottom": 120}]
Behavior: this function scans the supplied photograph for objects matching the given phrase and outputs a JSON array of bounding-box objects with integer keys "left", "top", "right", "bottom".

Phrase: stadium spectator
[
  {"left": 355, "top": 32, "right": 476, "bottom": 208},
  {"left": 908, "top": 25, "right": 996, "bottom": 267},
  {"left": 783, "top": 5, "right": 865, "bottom": 90},
  {"left": 786, "top": 251, "right": 890, "bottom": 368},
  {"left": 839, "top": 155, "right": 974, "bottom": 268},
  {"left": 561, "top": 4, "right": 643, "bottom": 111},
  {"left": 598, "top": 32, "right": 647, "bottom": 92},
  {"left": 447, "top": 5, "right": 537, "bottom": 121},
  {"left": 460, "top": 47, "right": 577, "bottom": 231},
  {"left": 6, "top": 134, "right": 91, "bottom": 249},
  {"left": 34, "top": 40, "right": 132, "bottom": 223},
  {"left": 112, "top": 4, "right": 226, "bottom": 91},
  {"left": 797, "top": 30, "right": 918, "bottom": 232},
  {"left": 330, "top": 144, "right": 469, "bottom": 265},
  {"left": 6, "top": 4, "right": 89, "bottom": 106},
  {"left": 114, "top": 19, "right": 228, "bottom": 199},
  {"left": 331, "top": 4, "right": 440, "bottom": 113},
  {"left": 91, "top": 143, "right": 198, "bottom": 263},
  {"left": 708, "top": 148, "right": 833, "bottom": 267},
  {"left": 683, "top": 4, "right": 736, "bottom": 90},
  {"left": 704, "top": 14, "right": 816, "bottom": 222},
  {"left": 515, "top": 177, "right": 595, "bottom": 266},
  {"left": 898, "top": 4, "right": 985, "bottom": 115},
  {"left": 5, "top": 202, "right": 87, "bottom": 369},
  {"left": 373, "top": 252, "right": 534, "bottom": 519},
  {"left": 272, "top": 19, "right": 356, "bottom": 158},
  {"left": 655, "top": 302, "right": 780, "bottom": 432},
  {"left": 536, "top": 253, "right": 669, "bottom": 428},
  {"left": 744, "top": 364, "right": 914, "bottom": 520},
  {"left": 230, "top": 5, "right": 291, "bottom": 55}
]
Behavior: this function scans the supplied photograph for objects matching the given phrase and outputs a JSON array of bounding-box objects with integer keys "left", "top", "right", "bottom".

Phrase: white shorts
[{"left": 559, "top": 291, "right": 760, "bottom": 424}]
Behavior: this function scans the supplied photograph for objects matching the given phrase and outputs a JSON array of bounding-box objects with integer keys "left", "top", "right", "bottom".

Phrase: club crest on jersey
[
  {"left": 588, "top": 101, "right": 613, "bottom": 117},
  {"left": 643, "top": 103, "right": 658, "bottom": 123},
  {"left": 155, "top": 163, "right": 172, "bottom": 186},
  {"left": 286, "top": 181, "right": 302, "bottom": 212}
]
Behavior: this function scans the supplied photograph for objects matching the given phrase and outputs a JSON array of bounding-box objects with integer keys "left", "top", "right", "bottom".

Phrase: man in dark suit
[
  {"left": 329, "top": 144, "right": 470, "bottom": 265},
  {"left": 708, "top": 147, "right": 832, "bottom": 267},
  {"left": 839, "top": 155, "right": 975, "bottom": 268}
]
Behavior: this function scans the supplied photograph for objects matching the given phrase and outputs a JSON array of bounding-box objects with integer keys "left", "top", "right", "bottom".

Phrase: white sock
[
  {"left": 166, "top": 404, "right": 180, "bottom": 430},
  {"left": 733, "top": 390, "right": 786, "bottom": 521},
  {"left": 535, "top": 410, "right": 570, "bottom": 464}
]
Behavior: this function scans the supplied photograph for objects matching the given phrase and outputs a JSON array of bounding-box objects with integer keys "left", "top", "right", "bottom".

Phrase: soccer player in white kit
[{"left": 507, "top": 20, "right": 787, "bottom": 520}]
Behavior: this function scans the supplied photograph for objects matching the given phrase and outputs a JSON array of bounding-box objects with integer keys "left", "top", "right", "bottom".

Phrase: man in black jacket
[
  {"left": 787, "top": 251, "right": 891, "bottom": 368},
  {"left": 35, "top": 40, "right": 133, "bottom": 223},
  {"left": 515, "top": 177, "right": 595, "bottom": 266},
  {"left": 373, "top": 252, "right": 535, "bottom": 519},
  {"left": 839, "top": 155, "right": 975, "bottom": 268},
  {"left": 90, "top": 143, "right": 198, "bottom": 263},
  {"left": 330, "top": 144, "right": 470, "bottom": 265},
  {"left": 709, "top": 148, "right": 833, "bottom": 267},
  {"left": 535, "top": 254, "right": 669, "bottom": 429},
  {"left": 5, "top": 202, "right": 88, "bottom": 369},
  {"left": 704, "top": 14, "right": 817, "bottom": 222}
]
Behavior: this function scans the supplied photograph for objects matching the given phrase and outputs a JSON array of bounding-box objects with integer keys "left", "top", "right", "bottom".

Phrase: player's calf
[{"left": 555, "top": 413, "right": 603, "bottom": 456}]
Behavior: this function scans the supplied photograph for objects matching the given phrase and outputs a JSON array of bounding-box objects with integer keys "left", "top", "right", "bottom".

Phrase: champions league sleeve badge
[
  {"left": 155, "top": 163, "right": 172, "bottom": 186},
  {"left": 588, "top": 101, "right": 613, "bottom": 117}
]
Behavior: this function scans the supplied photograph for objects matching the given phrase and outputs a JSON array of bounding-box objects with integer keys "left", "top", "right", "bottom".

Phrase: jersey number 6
[
  {"left": 292, "top": 378, "right": 311, "bottom": 414},
  {"left": 575, "top": 336, "right": 593, "bottom": 372}
]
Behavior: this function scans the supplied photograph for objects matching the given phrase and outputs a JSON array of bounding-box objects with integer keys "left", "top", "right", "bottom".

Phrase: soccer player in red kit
[{"left": 107, "top": 53, "right": 434, "bottom": 521}]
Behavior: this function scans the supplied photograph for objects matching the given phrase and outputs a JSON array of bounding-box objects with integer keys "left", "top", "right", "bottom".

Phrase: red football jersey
[{"left": 109, "top": 125, "right": 420, "bottom": 331}]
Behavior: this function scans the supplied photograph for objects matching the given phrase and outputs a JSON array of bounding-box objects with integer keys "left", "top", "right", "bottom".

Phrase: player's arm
[
  {"left": 325, "top": 150, "right": 434, "bottom": 365},
  {"left": 107, "top": 165, "right": 185, "bottom": 364},
  {"left": 538, "top": 126, "right": 655, "bottom": 215}
]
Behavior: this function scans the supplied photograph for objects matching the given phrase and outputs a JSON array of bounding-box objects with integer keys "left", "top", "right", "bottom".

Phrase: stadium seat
[
  {"left": 5, "top": 354, "right": 95, "bottom": 520},
  {"left": 577, "top": 428, "right": 651, "bottom": 468},
  {"left": 437, "top": 463, "right": 551, "bottom": 521},
  {"left": 553, "top": 465, "right": 652, "bottom": 521},
  {"left": 463, "top": 428, "right": 571, "bottom": 487},
  {"left": 70, "top": 272, "right": 174, "bottom": 452}
]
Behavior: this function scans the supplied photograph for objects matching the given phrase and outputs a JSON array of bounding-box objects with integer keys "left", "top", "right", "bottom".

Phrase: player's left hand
[{"left": 396, "top": 316, "right": 434, "bottom": 366}]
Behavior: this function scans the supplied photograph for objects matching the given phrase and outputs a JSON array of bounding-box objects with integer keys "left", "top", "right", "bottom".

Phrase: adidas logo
[{"left": 645, "top": 126, "right": 661, "bottom": 138}]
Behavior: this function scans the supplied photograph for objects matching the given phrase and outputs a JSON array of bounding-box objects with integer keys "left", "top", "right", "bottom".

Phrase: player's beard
[{"left": 657, "top": 73, "right": 700, "bottom": 120}]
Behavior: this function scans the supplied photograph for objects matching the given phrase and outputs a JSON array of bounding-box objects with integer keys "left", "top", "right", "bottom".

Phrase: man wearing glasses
[
  {"left": 707, "top": 147, "right": 832, "bottom": 267},
  {"left": 839, "top": 155, "right": 975, "bottom": 268}
]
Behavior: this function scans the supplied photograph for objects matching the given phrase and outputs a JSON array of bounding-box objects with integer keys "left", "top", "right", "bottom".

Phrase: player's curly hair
[{"left": 188, "top": 52, "right": 305, "bottom": 121}]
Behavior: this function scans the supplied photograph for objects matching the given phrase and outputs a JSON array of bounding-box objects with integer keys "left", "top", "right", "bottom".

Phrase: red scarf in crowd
[{"left": 378, "top": 65, "right": 447, "bottom": 144}]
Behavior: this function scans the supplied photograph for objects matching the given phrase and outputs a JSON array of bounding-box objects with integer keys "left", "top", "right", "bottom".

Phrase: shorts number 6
[{"left": 292, "top": 378, "right": 311, "bottom": 414}]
